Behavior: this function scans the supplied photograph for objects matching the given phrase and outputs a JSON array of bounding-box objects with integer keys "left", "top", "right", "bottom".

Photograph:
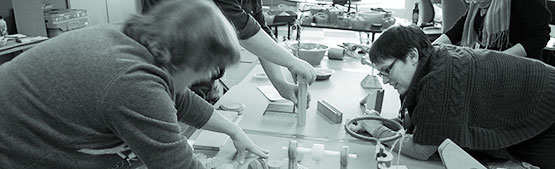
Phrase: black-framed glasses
[{"left": 377, "top": 59, "right": 398, "bottom": 77}]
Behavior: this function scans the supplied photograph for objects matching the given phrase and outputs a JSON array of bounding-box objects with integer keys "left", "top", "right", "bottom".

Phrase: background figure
[
  {"left": 0, "top": 0, "right": 267, "bottom": 168},
  {"left": 356, "top": 25, "right": 555, "bottom": 168},
  {"left": 434, "top": 0, "right": 551, "bottom": 60}
]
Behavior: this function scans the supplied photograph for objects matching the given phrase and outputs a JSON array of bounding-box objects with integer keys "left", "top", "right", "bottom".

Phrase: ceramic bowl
[{"left": 289, "top": 42, "right": 329, "bottom": 66}]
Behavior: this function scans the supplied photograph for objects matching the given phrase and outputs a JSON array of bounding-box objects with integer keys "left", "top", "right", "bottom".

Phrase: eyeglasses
[{"left": 377, "top": 59, "right": 398, "bottom": 77}]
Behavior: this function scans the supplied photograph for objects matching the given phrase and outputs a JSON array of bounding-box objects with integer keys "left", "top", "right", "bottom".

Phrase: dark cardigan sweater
[{"left": 404, "top": 44, "right": 555, "bottom": 150}]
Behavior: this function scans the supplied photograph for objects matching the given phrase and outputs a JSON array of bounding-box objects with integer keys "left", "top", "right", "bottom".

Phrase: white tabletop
[{"left": 199, "top": 56, "right": 445, "bottom": 169}]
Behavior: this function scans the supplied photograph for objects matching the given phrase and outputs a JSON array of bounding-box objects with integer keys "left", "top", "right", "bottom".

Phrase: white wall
[{"left": 67, "top": 0, "right": 141, "bottom": 25}]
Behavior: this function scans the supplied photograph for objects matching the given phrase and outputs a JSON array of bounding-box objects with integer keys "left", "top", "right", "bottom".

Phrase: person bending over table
[
  {"left": 0, "top": 0, "right": 267, "bottom": 168},
  {"left": 142, "top": 0, "right": 299, "bottom": 105},
  {"left": 433, "top": 0, "right": 551, "bottom": 60},
  {"left": 354, "top": 25, "right": 555, "bottom": 168}
]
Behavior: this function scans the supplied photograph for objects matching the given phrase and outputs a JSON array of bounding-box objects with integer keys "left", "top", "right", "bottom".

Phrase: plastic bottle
[
  {"left": 0, "top": 15, "right": 7, "bottom": 36},
  {"left": 412, "top": 2, "right": 419, "bottom": 25}
]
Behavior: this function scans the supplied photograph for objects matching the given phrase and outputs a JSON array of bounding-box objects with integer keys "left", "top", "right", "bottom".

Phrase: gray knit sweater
[
  {"left": 405, "top": 44, "right": 555, "bottom": 150},
  {"left": 0, "top": 25, "right": 213, "bottom": 169}
]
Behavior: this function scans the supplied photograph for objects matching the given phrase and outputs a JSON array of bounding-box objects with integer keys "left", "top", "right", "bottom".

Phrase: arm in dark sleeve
[
  {"left": 445, "top": 12, "right": 469, "bottom": 45},
  {"left": 213, "top": 0, "right": 263, "bottom": 40},
  {"left": 175, "top": 89, "right": 214, "bottom": 129},
  {"left": 249, "top": 0, "right": 275, "bottom": 40},
  {"left": 513, "top": 0, "right": 551, "bottom": 58},
  {"left": 252, "top": 8, "right": 276, "bottom": 41}
]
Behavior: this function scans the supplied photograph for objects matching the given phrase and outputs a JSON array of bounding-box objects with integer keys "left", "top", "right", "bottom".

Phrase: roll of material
[
  {"left": 328, "top": 47, "right": 345, "bottom": 60},
  {"left": 314, "top": 12, "right": 329, "bottom": 24},
  {"left": 311, "top": 144, "right": 325, "bottom": 161}
]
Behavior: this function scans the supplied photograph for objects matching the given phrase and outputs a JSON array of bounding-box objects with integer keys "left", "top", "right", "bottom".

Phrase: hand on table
[
  {"left": 348, "top": 110, "right": 385, "bottom": 135},
  {"left": 230, "top": 130, "right": 269, "bottom": 165},
  {"left": 274, "top": 82, "right": 311, "bottom": 109}
]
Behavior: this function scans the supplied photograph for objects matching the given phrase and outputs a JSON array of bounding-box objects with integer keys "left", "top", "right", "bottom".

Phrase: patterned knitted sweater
[{"left": 404, "top": 44, "right": 555, "bottom": 150}]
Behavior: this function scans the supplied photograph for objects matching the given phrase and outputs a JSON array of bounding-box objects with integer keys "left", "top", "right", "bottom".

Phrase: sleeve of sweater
[
  {"left": 444, "top": 13, "right": 468, "bottom": 44},
  {"left": 513, "top": 0, "right": 551, "bottom": 57},
  {"left": 100, "top": 66, "right": 206, "bottom": 169},
  {"left": 175, "top": 90, "right": 214, "bottom": 129},
  {"left": 252, "top": 8, "right": 276, "bottom": 41},
  {"left": 374, "top": 127, "right": 438, "bottom": 160},
  {"left": 213, "top": 0, "right": 262, "bottom": 40}
]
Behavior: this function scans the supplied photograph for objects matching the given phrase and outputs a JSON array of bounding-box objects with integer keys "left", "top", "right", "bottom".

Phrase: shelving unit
[{"left": 11, "top": 0, "right": 141, "bottom": 37}]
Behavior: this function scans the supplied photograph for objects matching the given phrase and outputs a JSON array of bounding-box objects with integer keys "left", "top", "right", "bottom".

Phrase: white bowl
[{"left": 288, "top": 42, "right": 329, "bottom": 66}]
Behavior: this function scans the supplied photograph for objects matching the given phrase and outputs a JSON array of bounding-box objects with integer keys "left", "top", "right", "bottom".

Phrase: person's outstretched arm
[
  {"left": 432, "top": 34, "right": 453, "bottom": 45},
  {"left": 356, "top": 111, "right": 438, "bottom": 160},
  {"left": 212, "top": 0, "right": 315, "bottom": 103},
  {"left": 240, "top": 30, "right": 316, "bottom": 84},
  {"left": 201, "top": 109, "right": 269, "bottom": 164}
]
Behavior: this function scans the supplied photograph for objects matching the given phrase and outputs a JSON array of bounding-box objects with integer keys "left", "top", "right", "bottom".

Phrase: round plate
[
  {"left": 314, "top": 68, "right": 335, "bottom": 80},
  {"left": 220, "top": 102, "right": 246, "bottom": 112},
  {"left": 253, "top": 72, "right": 268, "bottom": 79}
]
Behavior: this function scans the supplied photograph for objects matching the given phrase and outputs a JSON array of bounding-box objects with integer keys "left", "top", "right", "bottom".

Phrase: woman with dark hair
[
  {"left": 0, "top": 0, "right": 267, "bottom": 168},
  {"left": 355, "top": 25, "right": 555, "bottom": 168}
]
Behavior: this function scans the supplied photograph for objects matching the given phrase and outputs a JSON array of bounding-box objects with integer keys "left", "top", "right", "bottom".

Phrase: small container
[
  {"left": 313, "top": 12, "right": 329, "bottom": 24},
  {"left": 314, "top": 68, "right": 335, "bottom": 80}
]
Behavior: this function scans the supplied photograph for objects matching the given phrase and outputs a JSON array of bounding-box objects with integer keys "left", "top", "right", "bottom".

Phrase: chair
[
  {"left": 419, "top": 0, "right": 435, "bottom": 28},
  {"left": 420, "top": 0, "right": 441, "bottom": 41}
]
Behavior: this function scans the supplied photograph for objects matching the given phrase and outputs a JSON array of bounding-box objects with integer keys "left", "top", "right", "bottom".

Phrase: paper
[
  {"left": 257, "top": 85, "right": 287, "bottom": 102},
  {"left": 438, "top": 139, "right": 486, "bottom": 169}
]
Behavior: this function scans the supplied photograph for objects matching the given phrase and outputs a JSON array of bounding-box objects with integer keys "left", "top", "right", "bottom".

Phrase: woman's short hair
[
  {"left": 368, "top": 25, "right": 432, "bottom": 64},
  {"left": 123, "top": 0, "right": 240, "bottom": 72}
]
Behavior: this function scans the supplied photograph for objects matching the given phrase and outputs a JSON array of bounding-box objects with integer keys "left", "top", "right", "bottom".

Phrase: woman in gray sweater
[{"left": 0, "top": 0, "right": 267, "bottom": 168}]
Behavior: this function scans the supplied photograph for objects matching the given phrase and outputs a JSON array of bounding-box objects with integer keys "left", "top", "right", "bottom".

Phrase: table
[
  {"left": 0, "top": 36, "right": 47, "bottom": 56},
  {"left": 268, "top": 22, "right": 293, "bottom": 40},
  {"left": 301, "top": 22, "right": 383, "bottom": 43},
  {"left": 194, "top": 55, "right": 445, "bottom": 168}
]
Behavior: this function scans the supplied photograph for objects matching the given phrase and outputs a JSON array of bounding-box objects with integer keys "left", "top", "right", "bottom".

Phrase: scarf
[{"left": 461, "top": 0, "right": 511, "bottom": 49}]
